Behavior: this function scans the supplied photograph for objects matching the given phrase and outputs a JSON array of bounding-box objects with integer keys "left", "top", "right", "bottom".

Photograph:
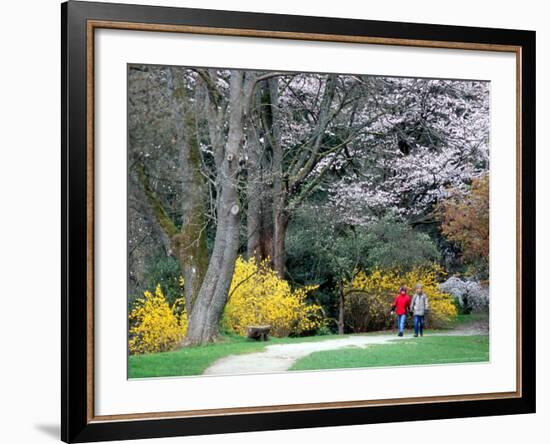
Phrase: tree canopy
[{"left": 128, "top": 66, "right": 490, "bottom": 343}]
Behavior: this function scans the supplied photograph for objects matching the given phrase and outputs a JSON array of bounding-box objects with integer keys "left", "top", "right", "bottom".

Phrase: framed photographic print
[{"left": 61, "top": 0, "right": 536, "bottom": 442}]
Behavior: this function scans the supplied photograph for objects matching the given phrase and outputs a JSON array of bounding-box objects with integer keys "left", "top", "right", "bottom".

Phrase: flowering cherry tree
[{"left": 325, "top": 78, "right": 490, "bottom": 225}]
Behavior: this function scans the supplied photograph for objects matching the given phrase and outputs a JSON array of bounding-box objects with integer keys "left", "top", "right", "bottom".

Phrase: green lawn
[
  {"left": 128, "top": 333, "right": 346, "bottom": 378},
  {"left": 129, "top": 314, "right": 488, "bottom": 378},
  {"left": 289, "top": 335, "right": 489, "bottom": 371}
]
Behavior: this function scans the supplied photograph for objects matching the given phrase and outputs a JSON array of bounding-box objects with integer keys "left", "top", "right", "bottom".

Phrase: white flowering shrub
[{"left": 439, "top": 276, "right": 489, "bottom": 313}]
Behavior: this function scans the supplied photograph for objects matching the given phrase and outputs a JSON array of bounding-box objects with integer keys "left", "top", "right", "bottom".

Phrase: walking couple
[{"left": 390, "top": 284, "right": 429, "bottom": 337}]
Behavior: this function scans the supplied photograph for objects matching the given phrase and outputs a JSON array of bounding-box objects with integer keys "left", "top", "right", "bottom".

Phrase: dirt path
[
  {"left": 203, "top": 335, "right": 395, "bottom": 375},
  {"left": 203, "top": 329, "right": 485, "bottom": 376}
]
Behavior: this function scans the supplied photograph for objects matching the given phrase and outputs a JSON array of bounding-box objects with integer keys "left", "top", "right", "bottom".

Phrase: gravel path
[
  {"left": 203, "top": 335, "right": 395, "bottom": 375},
  {"left": 203, "top": 329, "right": 486, "bottom": 376}
]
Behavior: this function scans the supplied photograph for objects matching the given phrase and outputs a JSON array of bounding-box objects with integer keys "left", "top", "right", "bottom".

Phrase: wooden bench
[{"left": 246, "top": 325, "right": 271, "bottom": 341}]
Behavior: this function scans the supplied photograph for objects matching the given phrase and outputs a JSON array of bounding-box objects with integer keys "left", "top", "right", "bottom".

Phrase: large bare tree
[{"left": 182, "top": 70, "right": 250, "bottom": 345}]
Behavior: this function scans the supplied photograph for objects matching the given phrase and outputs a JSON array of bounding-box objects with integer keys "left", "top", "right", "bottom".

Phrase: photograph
[
  {"left": 57, "top": 1, "right": 536, "bottom": 441},
  {"left": 127, "top": 65, "right": 490, "bottom": 378}
]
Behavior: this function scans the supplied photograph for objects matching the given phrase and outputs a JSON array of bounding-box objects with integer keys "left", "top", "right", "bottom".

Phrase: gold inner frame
[{"left": 86, "top": 19, "right": 523, "bottom": 423}]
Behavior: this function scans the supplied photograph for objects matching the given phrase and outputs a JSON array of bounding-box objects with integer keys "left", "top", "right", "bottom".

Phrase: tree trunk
[
  {"left": 172, "top": 108, "right": 208, "bottom": 315},
  {"left": 258, "top": 186, "right": 274, "bottom": 261},
  {"left": 268, "top": 75, "right": 336, "bottom": 277},
  {"left": 245, "top": 91, "right": 263, "bottom": 262},
  {"left": 247, "top": 82, "right": 274, "bottom": 262},
  {"left": 184, "top": 70, "right": 248, "bottom": 345},
  {"left": 272, "top": 205, "right": 289, "bottom": 277},
  {"left": 265, "top": 77, "right": 288, "bottom": 276},
  {"left": 338, "top": 284, "right": 345, "bottom": 335},
  {"left": 246, "top": 155, "right": 274, "bottom": 262},
  {"left": 168, "top": 68, "right": 209, "bottom": 316}
]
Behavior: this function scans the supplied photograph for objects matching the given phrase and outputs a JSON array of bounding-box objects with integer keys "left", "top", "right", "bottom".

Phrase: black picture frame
[{"left": 62, "top": 1, "right": 536, "bottom": 442}]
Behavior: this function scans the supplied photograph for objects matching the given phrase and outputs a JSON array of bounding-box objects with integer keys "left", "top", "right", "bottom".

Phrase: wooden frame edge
[
  {"left": 89, "top": 19, "right": 522, "bottom": 53},
  {"left": 90, "top": 391, "right": 520, "bottom": 423}
]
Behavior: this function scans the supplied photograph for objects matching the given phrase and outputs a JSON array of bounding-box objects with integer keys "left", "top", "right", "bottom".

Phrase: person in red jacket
[{"left": 391, "top": 286, "right": 411, "bottom": 337}]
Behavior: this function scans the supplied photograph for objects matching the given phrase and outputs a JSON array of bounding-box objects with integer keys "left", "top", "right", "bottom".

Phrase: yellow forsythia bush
[
  {"left": 344, "top": 266, "right": 457, "bottom": 332},
  {"left": 128, "top": 284, "right": 187, "bottom": 355},
  {"left": 129, "top": 257, "right": 324, "bottom": 354},
  {"left": 223, "top": 256, "right": 325, "bottom": 337}
]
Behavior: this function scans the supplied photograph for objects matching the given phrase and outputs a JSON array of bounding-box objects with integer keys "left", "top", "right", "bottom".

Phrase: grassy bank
[
  {"left": 128, "top": 314, "right": 488, "bottom": 378},
  {"left": 128, "top": 333, "right": 344, "bottom": 378},
  {"left": 289, "top": 335, "right": 489, "bottom": 371},
  {"left": 450, "top": 312, "right": 488, "bottom": 326}
]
